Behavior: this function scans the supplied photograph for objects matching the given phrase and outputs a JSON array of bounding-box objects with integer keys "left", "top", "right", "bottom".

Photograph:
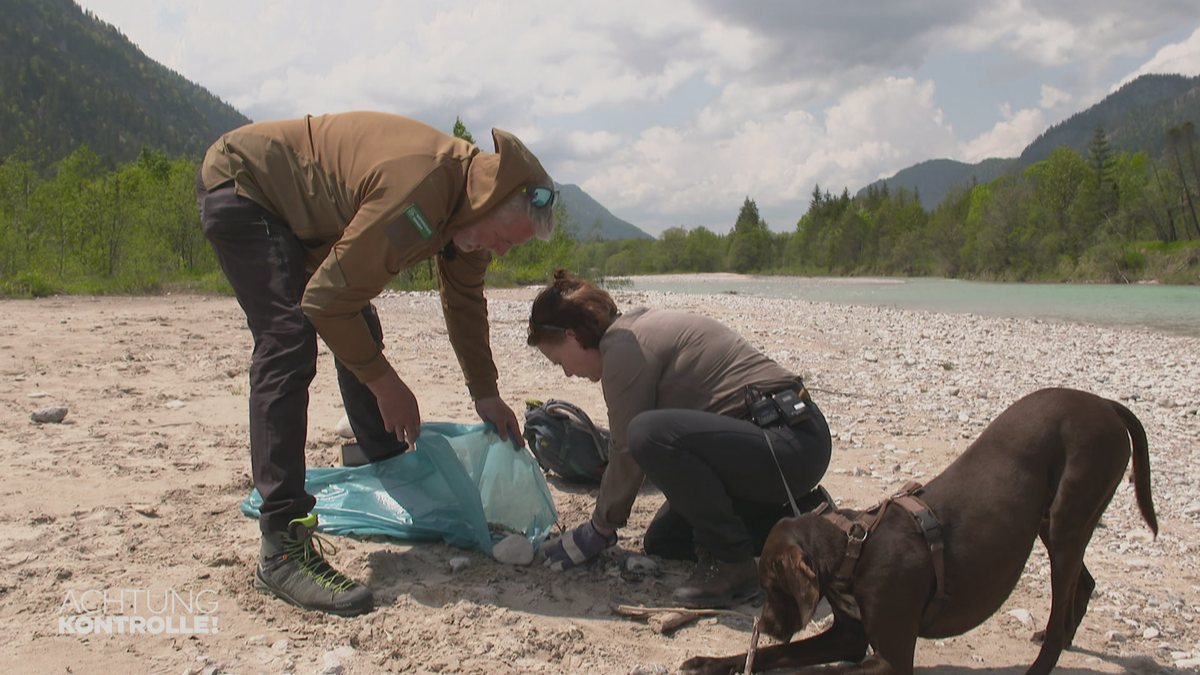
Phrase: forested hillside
[
  {"left": 0, "top": 0, "right": 250, "bottom": 167},
  {"left": 1021, "top": 74, "right": 1200, "bottom": 166},
  {"left": 866, "top": 74, "right": 1200, "bottom": 210}
]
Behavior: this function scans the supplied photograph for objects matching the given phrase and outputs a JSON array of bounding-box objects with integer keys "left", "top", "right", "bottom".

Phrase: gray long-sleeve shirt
[{"left": 593, "top": 308, "right": 799, "bottom": 531}]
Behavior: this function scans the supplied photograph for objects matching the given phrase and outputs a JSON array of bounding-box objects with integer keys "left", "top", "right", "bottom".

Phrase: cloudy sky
[{"left": 76, "top": 0, "right": 1200, "bottom": 236}]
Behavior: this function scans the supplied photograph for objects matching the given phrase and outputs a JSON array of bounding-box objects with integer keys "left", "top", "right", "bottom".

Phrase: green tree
[
  {"left": 680, "top": 226, "right": 724, "bottom": 272},
  {"left": 1088, "top": 123, "right": 1117, "bottom": 220},
  {"left": 452, "top": 117, "right": 476, "bottom": 145},
  {"left": 726, "top": 197, "right": 771, "bottom": 272}
]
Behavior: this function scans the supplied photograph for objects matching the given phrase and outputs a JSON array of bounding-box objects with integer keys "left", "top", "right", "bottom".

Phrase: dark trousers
[
  {"left": 630, "top": 403, "right": 832, "bottom": 563},
  {"left": 197, "top": 176, "right": 407, "bottom": 533}
]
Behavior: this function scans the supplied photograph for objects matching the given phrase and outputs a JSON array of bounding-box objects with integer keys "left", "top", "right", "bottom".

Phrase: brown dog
[{"left": 682, "top": 388, "right": 1157, "bottom": 675}]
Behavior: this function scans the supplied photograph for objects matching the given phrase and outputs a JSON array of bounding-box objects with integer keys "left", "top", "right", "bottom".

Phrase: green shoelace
[{"left": 281, "top": 531, "right": 358, "bottom": 593}]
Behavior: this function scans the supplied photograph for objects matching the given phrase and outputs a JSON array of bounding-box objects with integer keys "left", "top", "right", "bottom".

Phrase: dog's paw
[{"left": 679, "top": 655, "right": 744, "bottom": 675}]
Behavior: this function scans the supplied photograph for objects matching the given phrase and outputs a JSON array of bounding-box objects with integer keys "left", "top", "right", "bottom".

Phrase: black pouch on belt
[{"left": 774, "top": 388, "right": 812, "bottom": 425}]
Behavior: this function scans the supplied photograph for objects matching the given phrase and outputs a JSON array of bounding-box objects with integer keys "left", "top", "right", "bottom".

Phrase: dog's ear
[
  {"left": 779, "top": 548, "right": 821, "bottom": 628},
  {"left": 762, "top": 545, "right": 821, "bottom": 641}
]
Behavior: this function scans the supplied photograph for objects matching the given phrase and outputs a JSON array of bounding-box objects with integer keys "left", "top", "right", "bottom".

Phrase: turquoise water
[{"left": 621, "top": 276, "right": 1200, "bottom": 337}]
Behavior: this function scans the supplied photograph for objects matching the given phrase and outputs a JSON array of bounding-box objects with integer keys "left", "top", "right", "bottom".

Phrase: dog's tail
[{"left": 1112, "top": 400, "right": 1158, "bottom": 537}]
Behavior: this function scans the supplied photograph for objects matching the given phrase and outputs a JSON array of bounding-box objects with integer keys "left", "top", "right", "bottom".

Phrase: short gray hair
[{"left": 494, "top": 178, "right": 558, "bottom": 241}]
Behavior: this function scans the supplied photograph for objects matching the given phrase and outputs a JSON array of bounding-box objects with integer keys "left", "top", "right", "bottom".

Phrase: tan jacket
[
  {"left": 593, "top": 308, "right": 798, "bottom": 531},
  {"left": 201, "top": 112, "right": 549, "bottom": 398}
]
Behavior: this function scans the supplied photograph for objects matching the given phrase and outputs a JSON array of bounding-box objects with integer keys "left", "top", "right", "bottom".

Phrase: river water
[{"left": 619, "top": 276, "right": 1200, "bottom": 338}]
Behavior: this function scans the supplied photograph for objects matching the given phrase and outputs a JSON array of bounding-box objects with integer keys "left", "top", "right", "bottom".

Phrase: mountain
[
  {"left": 857, "top": 157, "right": 1016, "bottom": 209},
  {"left": 558, "top": 183, "right": 653, "bottom": 240},
  {"left": 1020, "top": 73, "right": 1200, "bottom": 166},
  {"left": 0, "top": 0, "right": 250, "bottom": 167},
  {"left": 859, "top": 73, "right": 1200, "bottom": 209}
]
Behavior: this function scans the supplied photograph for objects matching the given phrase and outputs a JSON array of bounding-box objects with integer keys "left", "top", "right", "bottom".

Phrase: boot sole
[{"left": 253, "top": 568, "right": 373, "bottom": 617}]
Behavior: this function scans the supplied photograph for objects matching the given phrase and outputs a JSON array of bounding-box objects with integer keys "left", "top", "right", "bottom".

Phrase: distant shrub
[{"left": 0, "top": 271, "right": 61, "bottom": 298}]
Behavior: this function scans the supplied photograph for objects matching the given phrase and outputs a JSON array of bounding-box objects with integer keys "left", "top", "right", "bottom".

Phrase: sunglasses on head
[{"left": 523, "top": 186, "right": 558, "bottom": 209}]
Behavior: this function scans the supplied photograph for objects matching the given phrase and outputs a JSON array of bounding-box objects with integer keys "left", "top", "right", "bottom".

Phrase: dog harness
[{"left": 816, "top": 481, "right": 949, "bottom": 626}]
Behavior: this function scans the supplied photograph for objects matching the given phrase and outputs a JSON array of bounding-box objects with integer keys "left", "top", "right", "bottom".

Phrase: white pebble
[
  {"left": 335, "top": 414, "right": 354, "bottom": 439},
  {"left": 1007, "top": 608, "right": 1034, "bottom": 628},
  {"left": 449, "top": 556, "right": 471, "bottom": 572},
  {"left": 626, "top": 555, "right": 658, "bottom": 572},
  {"left": 492, "top": 534, "right": 534, "bottom": 565},
  {"left": 165, "top": 399, "right": 187, "bottom": 409}
]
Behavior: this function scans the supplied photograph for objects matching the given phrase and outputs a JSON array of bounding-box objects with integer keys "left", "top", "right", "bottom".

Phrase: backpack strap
[{"left": 543, "top": 400, "right": 610, "bottom": 462}]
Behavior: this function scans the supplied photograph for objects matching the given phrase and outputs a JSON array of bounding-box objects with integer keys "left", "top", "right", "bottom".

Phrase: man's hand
[
  {"left": 540, "top": 521, "right": 617, "bottom": 571},
  {"left": 366, "top": 369, "right": 421, "bottom": 446},
  {"left": 475, "top": 396, "right": 523, "bottom": 447}
]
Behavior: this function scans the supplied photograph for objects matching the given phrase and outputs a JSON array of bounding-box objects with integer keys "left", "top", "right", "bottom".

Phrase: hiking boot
[
  {"left": 254, "top": 514, "right": 374, "bottom": 617},
  {"left": 672, "top": 551, "right": 760, "bottom": 609},
  {"left": 794, "top": 484, "right": 836, "bottom": 515}
]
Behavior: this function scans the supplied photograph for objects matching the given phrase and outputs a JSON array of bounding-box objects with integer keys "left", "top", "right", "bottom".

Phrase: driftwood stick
[
  {"left": 647, "top": 611, "right": 699, "bottom": 634},
  {"left": 744, "top": 616, "right": 761, "bottom": 675},
  {"left": 614, "top": 604, "right": 755, "bottom": 620}
]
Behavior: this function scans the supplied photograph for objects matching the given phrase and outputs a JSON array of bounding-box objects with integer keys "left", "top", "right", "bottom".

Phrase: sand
[{"left": 0, "top": 283, "right": 1197, "bottom": 675}]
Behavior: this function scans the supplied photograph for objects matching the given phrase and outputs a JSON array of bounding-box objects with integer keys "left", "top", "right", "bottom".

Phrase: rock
[
  {"left": 449, "top": 556, "right": 471, "bottom": 572},
  {"left": 200, "top": 668, "right": 218, "bottom": 675},
  {"left": 1107, "top": 630, "right": 1128, "bottom": 643},
  {"left": 165, "top": 399, "right": 187, "bottom": 409},
  {"left": 271, "top": 638, "right": 289, "bottom": 651},
  {"left": 1143, "top": 627, "right": 1161, "bottom": 639},
  {"left": 492, "top": 534, "right": 534, "bottom": 565},
  {"left": 27, "top": 391, "right": 49, "bottom": 398},
  {"left": 626, "top": 555, "right": 658, "bottom": 572},
  {"left": 1175, "top": 658, "right": 1200, "bottom": 669},
  {"left": 323, "top": 646, "right": 355, "bottom": 673},
  {"left": 629, "top": 666, "right": 668, "bottom": 675},
  {"left": 248, "top": 634, "right": 270, "bottom": 646},
  {"left": 335, "top": 414, "right": 354, "bottom": 439},
  {"left": 957, "top": 412, "right": 970, "bottom": 423},
  {"left": 863, "top": 353, "right": 879, "bottom": 363},
  {"left": 1007, "top": 608, "right": 1034, "bottom": 627},
  {"left": 31, "top": 406, "right": 68, "bottom": 423}
]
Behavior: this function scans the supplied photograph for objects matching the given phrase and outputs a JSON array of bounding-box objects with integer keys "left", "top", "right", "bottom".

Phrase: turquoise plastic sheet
[{"left": 240, "top": 422, "right": 558, "bottom": 555}]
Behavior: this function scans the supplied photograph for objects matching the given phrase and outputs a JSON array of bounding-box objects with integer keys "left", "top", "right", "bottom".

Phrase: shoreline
[{"left": 609, "top": 273, "right": 1200, "bottom": 338}]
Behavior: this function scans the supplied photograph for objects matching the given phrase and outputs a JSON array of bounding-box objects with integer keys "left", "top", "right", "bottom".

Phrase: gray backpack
[{"left": 523, "top": 399, "right": 610, "bottom": 484}]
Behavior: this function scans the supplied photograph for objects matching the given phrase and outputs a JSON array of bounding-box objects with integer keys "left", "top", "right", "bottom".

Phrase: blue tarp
[{"left": 241, "top": 422, "right": 558, "bottom": 555}]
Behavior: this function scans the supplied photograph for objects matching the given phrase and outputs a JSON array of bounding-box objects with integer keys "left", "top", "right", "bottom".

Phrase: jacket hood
[{"left": 452, "top": 129, "right": 550, "bottom": 229}]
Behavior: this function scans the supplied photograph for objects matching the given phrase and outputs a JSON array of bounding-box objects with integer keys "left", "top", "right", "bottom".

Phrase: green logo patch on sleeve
[{"left": 404, "top": 203, "right": 434, "bottom": 239}]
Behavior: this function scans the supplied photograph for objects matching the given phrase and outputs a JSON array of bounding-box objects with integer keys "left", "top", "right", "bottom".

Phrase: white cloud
[
  {"left": 582, "top": 77, "right": 957, "bottom": 225},
  {"left": 73, "top": 1, "right": 1200, "bottom": 232},
  {"left": 959, "top": 104, "right": 1047, "bottom": 162},
  {"left": 1039, "top": 84, "right": 1074, "bottom": 109},
  {"left": 1117, "top": 25, "right": 1200, "bottom": 87}
]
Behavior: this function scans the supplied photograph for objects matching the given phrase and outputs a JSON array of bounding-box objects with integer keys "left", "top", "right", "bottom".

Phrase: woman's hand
[{"left": 540, "top": 521, "right": 617, "bottom": 571}]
